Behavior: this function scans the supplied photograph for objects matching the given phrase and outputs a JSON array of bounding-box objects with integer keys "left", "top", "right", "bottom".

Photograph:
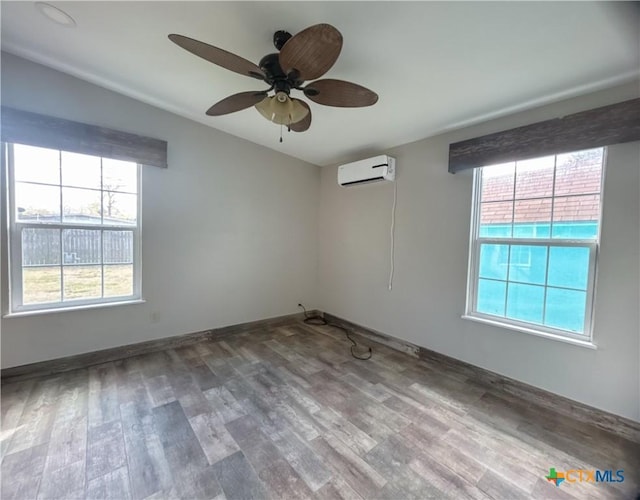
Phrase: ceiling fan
[{"left": 168, "top": 24, "right": 378, "bottom": 136}]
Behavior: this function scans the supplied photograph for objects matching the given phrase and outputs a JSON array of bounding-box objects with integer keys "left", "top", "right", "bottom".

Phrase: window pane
[
  {"left": 554, "top": 148, "right": 603, "bottom": 197},
  {"left": 547, "top": 246, "right": 589, "bottom": 290},
  {"left": 477, "top": 279, "right": 506, "bottom": 316},
  {"left": 480, "top": 201, "right": 513, "bottom": 237},
  {"left": 514, "top": 155, "right": 554, "bottom": 199},
  {"left": 61, "top": 151, "right": 101, "bottom": 189},
  {"left": 16, "top": 182, "right": 61, "bottom": 222},
  {"left": 23, "top": 266, "right": 61, "bottom": 304},
  {"left": 480, "top": 163, "right": 515, "bottom": 202},
  {"left": 63, "top": 266, "right": 102, "bottom": 300},
  {"left": 545, "top": 288, "right": 586, "bottom": 333},
  {"left": 471, "top": 148, "right": 603, "bottom": 337},
  {"left": 10, "top": 144, "right": 142, "bottom": 311},
  {"left": 103, "top": 159, "right": 137, "bottom": 194},
  {"left": 551, "top": 221, "right": 598, "bottom": 239},
  {"left": 103, "top": 192, "right": 136, "bottom": 225},
  {"left": 104, "top": 264, "right": 133, "bottom": 297},
  {"left": 63, "top": 187, "right": 102, "bottom": 224},
  {"left": 479, "top": 244, "right": 508, "bottom": 280},
  {"left": 508, "top": 245, "right": 547, "bottom": 285},
  {"left": 506, "top": 283, "right": 544, "bottom": 324},
  {"left": 22, "top": 228, "right": 60, "bottom": 266},
  {"left": 513, "top": 198, "right": 551, "bottom": 238},
  {"left": 62, "top": 229, "right": 101, "bottom": 265},
  {"left": 552, "top": 195, "right": 600, "bottom": 238},
  {"left": 104, "top": 231, "right": 133, "bottom": 264},
  {"left": 14, "top": 144, "right": 60, "bottom": 185}
]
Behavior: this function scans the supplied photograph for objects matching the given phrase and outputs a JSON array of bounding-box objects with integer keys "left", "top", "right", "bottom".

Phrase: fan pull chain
[{"left": 280, "top": 123, "right": 283, "bottom": 143}]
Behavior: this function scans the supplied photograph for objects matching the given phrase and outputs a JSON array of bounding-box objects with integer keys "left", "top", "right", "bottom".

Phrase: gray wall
[
  {"left": 2, "top": 53, "right": 638, "bottom": 424},
  {"left": 1, "top": 53, "right": 320, "bottom": 368},
  {"left": 317, "top": 83, "right": 640, "bottom": 422}
]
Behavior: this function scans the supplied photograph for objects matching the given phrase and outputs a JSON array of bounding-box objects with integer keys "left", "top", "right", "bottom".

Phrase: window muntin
[
  {"left": 467, "top": 148, "right": 604, "bottom": 340},
  {"left": 6, "top": 143, "right": 141, "bottom": 312}
]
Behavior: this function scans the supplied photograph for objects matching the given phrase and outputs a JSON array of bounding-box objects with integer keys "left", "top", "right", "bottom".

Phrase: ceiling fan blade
[
  {"left": 290, "top": 100, "right": 311, "bottom": 132},
  {"left": 169, "top": 34, "right": 265, "bottom": 80},
  {"left": 279, "top": 24, "right": 342, "bottom": 81},
  {"left": 304, "top": 79, "right": 378, "bottom": 107},
  {"left": 206, "top": 91, "right": 268, "bottom": 116}
]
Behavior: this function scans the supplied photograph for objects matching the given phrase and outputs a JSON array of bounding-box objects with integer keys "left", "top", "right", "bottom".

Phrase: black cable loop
[{"left": 298, "top": 304, "right": 372, "bottom": 361}]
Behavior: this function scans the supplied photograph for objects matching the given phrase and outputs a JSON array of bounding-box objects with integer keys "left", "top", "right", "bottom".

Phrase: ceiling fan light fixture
[
  {"left": 255, "top": 93, "right": 309, "bottom": 125},
  {"left": 255, "top": 97, "right": 274, "bottom": 121},
  {"left": 289, "top": 99, "right": 310, "bottom": 124}
]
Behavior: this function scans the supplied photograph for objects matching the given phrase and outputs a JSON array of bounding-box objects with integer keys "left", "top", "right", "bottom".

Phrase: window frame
[
  {"left": 465, "top": 150, "right": 605, "bottom": 344},
  {"left": 4, "top": 142, "right": 143, "bottom": 314}
]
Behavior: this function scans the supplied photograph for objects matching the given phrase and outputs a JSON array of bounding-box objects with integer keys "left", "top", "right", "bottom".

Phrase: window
[
  {"left": 5, "top": 143, "right": 141, "bottom": 313},
  {"left": 466, "top": 147, "right": 605, "bottom": 342}
]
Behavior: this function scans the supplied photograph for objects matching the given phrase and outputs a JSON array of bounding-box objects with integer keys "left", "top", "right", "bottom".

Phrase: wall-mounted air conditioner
[{"left": 337, "top": 155, "right": 395, "bottom": 187}]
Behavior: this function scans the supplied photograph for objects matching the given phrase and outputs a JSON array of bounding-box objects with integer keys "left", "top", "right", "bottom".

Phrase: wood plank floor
[{"left": 2, "top": 321, "right": 639, "bottom": 500}]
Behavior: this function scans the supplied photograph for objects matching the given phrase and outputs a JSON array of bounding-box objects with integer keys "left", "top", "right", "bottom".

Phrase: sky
[{"left": 13, "top": 143, "right": 138, "bottom": 223}]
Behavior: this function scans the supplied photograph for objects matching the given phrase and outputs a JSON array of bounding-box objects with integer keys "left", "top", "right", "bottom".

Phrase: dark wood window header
[
  {"left": 448, "top": 98, "right": 640, "bottom": 173},
  {"left": 1, "top": 106, "right": 168, "bottom": 168}
]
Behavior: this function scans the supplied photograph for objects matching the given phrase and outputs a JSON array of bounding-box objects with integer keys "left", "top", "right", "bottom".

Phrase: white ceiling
[{"left": 2, "top": 2, "right": 638, "bottom": 166}]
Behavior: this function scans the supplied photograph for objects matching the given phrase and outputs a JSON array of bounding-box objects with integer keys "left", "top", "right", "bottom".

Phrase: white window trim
[
  {"left": 464, "top": 151, "right": 605, "bottom": 345},
  {"left": 4, "top": 142, "right": 143, "bottom": 314},
  {"left": 460, "top": 314, "right": 597, "bottom": 349}
]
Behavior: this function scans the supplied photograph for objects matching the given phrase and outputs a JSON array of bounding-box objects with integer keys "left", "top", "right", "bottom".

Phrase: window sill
[
  {"left": 461, "top": 314, "right": 597, "bottom": 350},
  {"left": 4, "top": 299, "right": 146, "bottom": 318}
]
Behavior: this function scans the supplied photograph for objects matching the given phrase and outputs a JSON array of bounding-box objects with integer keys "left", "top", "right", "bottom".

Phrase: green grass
[{"left": 23, "top": 265, "right": 133, "bottom": 304}]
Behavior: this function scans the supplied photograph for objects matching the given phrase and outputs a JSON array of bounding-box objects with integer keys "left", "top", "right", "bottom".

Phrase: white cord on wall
[{"left": 389, "top": 178, "right": 397, "bottom": 291}]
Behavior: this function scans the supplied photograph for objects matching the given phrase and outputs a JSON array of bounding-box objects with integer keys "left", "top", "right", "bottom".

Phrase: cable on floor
[{"left": 298, "top": 304, "right": 372, "bottom": 361}]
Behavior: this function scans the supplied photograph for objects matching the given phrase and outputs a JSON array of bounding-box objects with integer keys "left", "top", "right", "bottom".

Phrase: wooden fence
[{"left": 22, "top": 228, "right": 133, "bottom": 266}]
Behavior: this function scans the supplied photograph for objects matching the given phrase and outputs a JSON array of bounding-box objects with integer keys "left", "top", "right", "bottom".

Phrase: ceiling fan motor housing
[
  {"left": 259, "top": 53, "right": 286, "bottom": 81},
  {"left": 259, "top": 52, "right": 303, "bottom": 94}
]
